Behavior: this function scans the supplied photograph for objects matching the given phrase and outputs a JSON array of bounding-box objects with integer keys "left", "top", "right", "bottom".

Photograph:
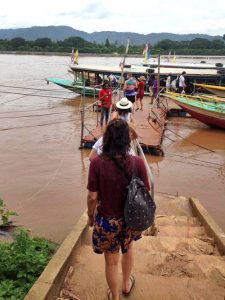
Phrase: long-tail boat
[
  {"left": 194, "top": 83, "right": 225, "bottom": 97},
  {"left": 163, "top": 92, "right": 225, "bottom": 129}
]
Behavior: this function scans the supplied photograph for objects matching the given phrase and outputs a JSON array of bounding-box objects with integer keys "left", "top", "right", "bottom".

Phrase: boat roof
[
  {"left": 70, "top": 64, "right": 222, "bottom": 76},
  {"left": 69, "top": 64, "right": 148, "bottom": 75},
  {"left": 144, "top": 62, "right": 223, "bottom": 70}
]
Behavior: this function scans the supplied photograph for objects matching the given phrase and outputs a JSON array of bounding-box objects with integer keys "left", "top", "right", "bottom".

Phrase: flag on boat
[
  {"left": 143, "top": 44, "right": 151, "bottom": 63},
  {"left": 167, "top": 50, "right": 171, "bottom": 62},
  {"left": 173, "top": 51, "right": 176, "bottom": 64},
  {"left": 75, "top": 49, "right": 79, "bottom": 65},
  {"left": 119, "top": 39, "right": 130, "bottom": 70},
  {"left": 71, "top": 48, "right": 74, "bottom": 64}
]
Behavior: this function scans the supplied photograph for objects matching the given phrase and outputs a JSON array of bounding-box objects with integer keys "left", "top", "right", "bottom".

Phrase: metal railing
[{"left": 134, "top": 139, "right": 154, "bottom": 200}]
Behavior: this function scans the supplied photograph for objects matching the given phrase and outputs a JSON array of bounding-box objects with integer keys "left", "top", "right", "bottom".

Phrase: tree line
[{"left": 0, "top": 36, "right": 225, "bottom": 55}]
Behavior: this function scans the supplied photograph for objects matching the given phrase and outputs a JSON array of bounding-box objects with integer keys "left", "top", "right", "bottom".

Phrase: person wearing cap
[
  {"left": 89, "top": 98, "right": 137, "bottom": 161},
  {"left": 115, "top": 97, "right": 133, "bottom": 122},
  {"left": 136, "top": 76, "right": 146, "bottom": 111},
  {"left": 123, "top": 73, "right": 138, "bottom": 104}
]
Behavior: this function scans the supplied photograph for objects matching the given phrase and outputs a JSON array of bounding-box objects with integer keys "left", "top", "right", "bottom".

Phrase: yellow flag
[
  {"left": 173, "top": 51, "right": 176, "bottom": 64},
  {"left": 75, "top": 49, "right": 79, "bottom": 64}
]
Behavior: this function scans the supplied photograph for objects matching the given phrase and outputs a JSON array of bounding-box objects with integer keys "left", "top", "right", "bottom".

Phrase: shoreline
[{"left": 1, "top": 51, "right": 225, "bottom": 60}]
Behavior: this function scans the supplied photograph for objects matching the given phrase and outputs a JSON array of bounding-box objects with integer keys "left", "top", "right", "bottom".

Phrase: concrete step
[
  {"left": 156, "top": 225, "right": 206, "bottom": 238},
  {"left": 62, "top": 244, "right": 225, "bottom": 300},
  {"left": 155, "top": 195, "right": 193, "bottom": 217},
  {"left": 123, "top": 274, "right": 225, "bottom": 300},
  {"left": 138, "top": 235, "right": 217, "bottom": 255},
  {"left": 133, "top": 247, "right": 225, "bottom": 288},
  {"left": 155, "top": 215, "right": 201, "bottom": 227}
]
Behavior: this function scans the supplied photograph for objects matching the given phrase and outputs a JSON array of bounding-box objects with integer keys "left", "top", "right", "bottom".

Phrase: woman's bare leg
[
  {"left": 104, "top": 252, "right": 120, "bottom": 300},
  {"left": 121, "top": 243, "right": 134, "bottom": 292}
]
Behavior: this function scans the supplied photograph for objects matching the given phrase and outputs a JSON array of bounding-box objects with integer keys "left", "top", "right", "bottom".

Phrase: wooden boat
[
  {"left": 46, "top": 64, "right": 150, "bottom": 96},
  {"left": 46, "top": 77, "right": 101, "bottom": 96},
  {"left": 194, "top": 83, "right": 225, "bottom": 97},
  {"left": 46, "top": 62, "right": 225, "bottom": 96},
  {"left": 163, "top": 92, "right": 225, "bottom": 129}
]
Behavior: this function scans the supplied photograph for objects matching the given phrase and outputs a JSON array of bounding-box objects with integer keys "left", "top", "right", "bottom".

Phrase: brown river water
[{"left": 0, "top": 54, "right": 224, "bottom": 243}]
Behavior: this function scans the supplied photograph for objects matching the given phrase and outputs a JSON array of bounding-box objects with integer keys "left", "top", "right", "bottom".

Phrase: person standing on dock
[
  {"left": 99, "top": 82, "right": 112, "bottom": 130},
  {"left": 87, "top": 119, "right": 150, "bottom": 300},
  {"left": 148, "top": 74, "right": 157, "bottom": 104},
  {"left": 136, "top": 76, "right": 146, "bottom": 111},
  {"left": 166, "top": 73, "right": 172, "bottom": 91},
  {"left": 89, "top": 98, "right": 137, "bottom": 162},
  {"left": 123, "top": 73, "right": 138, "bottom": 105},
  {"left": 179, "top": 71, "right": 186, "bottom": 93}
]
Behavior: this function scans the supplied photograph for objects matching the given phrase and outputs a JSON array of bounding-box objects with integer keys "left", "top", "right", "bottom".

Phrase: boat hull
[
  {"left": 173, "top": 100, "right": 225, "bottom": 128},
  {"left": 164, "top": 93, "right": 225, "bottom": 129},
  {"left": 46, "top": 78, "right": 99, "bottom": 96}
]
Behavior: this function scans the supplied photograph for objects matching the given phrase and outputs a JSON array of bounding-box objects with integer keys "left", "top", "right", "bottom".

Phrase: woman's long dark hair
[{"left": 102, "top": 119, "right": 131, "bottom": 161}]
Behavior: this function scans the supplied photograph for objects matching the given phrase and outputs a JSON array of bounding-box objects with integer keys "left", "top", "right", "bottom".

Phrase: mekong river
[{"left": 0, "top": 54, "right": 224, "bottom": 243}]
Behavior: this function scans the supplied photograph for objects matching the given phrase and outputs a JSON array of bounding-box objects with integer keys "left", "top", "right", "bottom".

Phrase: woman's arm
[
  {"left": 87, "top": 190, "right": 98, "bottom": 226},
  {"left": 89, "top": 148, "right": 98, "bottom": 161}
]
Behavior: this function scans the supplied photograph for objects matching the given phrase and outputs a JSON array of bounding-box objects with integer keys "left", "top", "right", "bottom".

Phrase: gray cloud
[{"left": 57, "top": 2, "right": 111, "bottom": 20}]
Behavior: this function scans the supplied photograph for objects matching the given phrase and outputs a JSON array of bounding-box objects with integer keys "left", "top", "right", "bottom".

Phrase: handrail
[{"left": 134, "top": 140, "right": 154, "bottom": 200}]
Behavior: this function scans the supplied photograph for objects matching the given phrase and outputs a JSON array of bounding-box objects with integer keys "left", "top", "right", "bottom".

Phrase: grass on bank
[{"left": 0, "top": 229, "right": 56, "bottom": 300}]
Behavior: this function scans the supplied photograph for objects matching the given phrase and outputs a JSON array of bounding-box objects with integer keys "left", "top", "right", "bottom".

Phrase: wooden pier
[{"left": 81, "top": 96, "right": 168, "bottom": 155}]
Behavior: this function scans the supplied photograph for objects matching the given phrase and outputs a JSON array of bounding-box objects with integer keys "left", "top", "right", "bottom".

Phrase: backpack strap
[
  {"left": 111, "top": 156, "right": 132, "bottom": 182},
  {"left": 131, "top": 156, "right": 136, "bottom": 179}
]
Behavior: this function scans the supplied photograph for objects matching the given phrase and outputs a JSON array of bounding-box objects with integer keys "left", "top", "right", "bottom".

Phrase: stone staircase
[{"left": 58, "top": 195, "right": 225, "bottom": 300}]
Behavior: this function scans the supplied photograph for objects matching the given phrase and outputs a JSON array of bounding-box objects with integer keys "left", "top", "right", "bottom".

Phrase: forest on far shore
[{"left": 0, "top": 36, "right": 225, "bottom": 55}]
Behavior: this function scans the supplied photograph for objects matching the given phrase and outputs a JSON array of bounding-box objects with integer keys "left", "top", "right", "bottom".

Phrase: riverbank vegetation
[
  {"left": 0, "top": 36, "right": 225, "bottom": 55},
  {"left": 0, "top": 229, "right": 56, "bottom": 299},
  {"left": 0, "top": 199, "right": 56, "bottom": 299}
]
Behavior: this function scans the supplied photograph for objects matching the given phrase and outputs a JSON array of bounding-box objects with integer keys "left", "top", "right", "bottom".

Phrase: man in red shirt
[{"left": 99, "top": 82, "right": 112, "bottom": 129}]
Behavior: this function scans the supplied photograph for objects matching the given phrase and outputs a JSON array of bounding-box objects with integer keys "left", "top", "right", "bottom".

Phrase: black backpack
[
  {"left": 124, "top": 158, "right": 156, "bottom": 231},
  {"left": 113, "top": 157, "right": 156, "bottom": 231}
]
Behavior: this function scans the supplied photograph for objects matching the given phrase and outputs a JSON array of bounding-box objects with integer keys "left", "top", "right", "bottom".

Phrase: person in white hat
[
  {"left": 115, "top": 97, "right": 133, "bottom": 123},
  {"left": 89, "top": 98, "right": 136, "bottom": 161}
]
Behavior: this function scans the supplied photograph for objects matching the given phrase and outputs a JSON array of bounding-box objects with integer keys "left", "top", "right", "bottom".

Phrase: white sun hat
[{"left": 116, "top": 97, "right": 132, "bottom": 109}]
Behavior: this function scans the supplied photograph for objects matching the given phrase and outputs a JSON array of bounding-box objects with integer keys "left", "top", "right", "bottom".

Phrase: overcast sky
[{"left": 1, "top": 0, "right": 225, "bottom": 36}]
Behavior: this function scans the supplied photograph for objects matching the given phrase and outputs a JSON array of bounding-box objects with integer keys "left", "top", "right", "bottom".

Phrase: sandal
[
  {"left": 122, "top": 275, "right": 135, "bottom": 296},
  {"left": 107, "top": 288, "right": 112, "bottom": 300},
  {"left": 135, "top": 108, "right": 139, "bottom": 111}
]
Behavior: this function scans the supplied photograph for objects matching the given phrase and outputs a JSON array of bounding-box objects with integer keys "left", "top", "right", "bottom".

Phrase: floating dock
[{"left": 81, "top": 96, "right": 168, "bottom": 155}]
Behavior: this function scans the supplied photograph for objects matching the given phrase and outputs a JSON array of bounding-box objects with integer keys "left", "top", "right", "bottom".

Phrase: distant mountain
[{"left": 0, "top": 26, "right": 223, "bottom": 45}]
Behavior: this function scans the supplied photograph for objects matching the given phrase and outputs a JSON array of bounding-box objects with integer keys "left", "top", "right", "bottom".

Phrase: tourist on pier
[
  {"left": 166, "top": 73, "right": 172, "bottom": 91},
  {"left": 136, "top": 76, "right": 146, "bottom": 111},
  {"left": 87, "top": 119, "right": 150, "bottom": 300},
  {"left": 89, "top": 98, "right": 137, "bottom": 161},
  {"left": 99, "top": 82, "right": 112, "bottom": 130},
  {"left": 108, "top": 74, "right": 118, "bottom": 88},
  {"left": 171, "top": 76, "right": 179, "bottom": 92},
  {"left": 148, "top": 74, "right": 158, "bottom": 104},
  {"left": 179, "top": 71, "right": 186, "bottom": 93},
  {"left": 95, "top": 73, "right": 103, "bottom": 86},
  {"left": 123, "top": 73, "right": 138, "bottom": 104},
  {"left": 116, "top": 97, "right": 133, "bottom": 122}
]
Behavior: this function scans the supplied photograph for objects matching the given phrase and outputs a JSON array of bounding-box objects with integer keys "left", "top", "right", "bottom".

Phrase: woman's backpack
[
  {"left": 124, "top": 158, "right": 156, "bottom": 231},
  {"left": 112, "top": 157, "right": 156, "bottom": 231}
]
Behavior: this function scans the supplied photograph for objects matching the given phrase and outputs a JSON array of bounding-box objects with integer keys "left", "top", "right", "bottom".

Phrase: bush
[{"left": 0, "top": 229, "right": 56, "bottom": 299}]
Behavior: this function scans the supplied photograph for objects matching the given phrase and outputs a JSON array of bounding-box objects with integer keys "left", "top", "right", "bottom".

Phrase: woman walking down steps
[
  {"left": 87, "top": 119, "right": 150, "bottom": 300},
  {"left": 45, "top": 194, "right": 225, "bottom": 300}
]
